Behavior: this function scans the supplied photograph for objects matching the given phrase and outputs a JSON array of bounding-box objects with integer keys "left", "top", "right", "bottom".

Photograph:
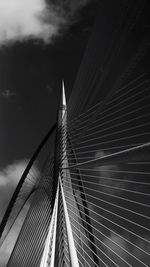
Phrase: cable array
[
  {"left": 61, "top": 68, "right": 150, "bottom": 266},
  {"left": 0, "top": 124, "right": 57, "bottom": 266}
]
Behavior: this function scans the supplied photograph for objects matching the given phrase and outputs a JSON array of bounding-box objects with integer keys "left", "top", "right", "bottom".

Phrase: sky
[
  {"left": 0, "top": 1, "right": 99, "bottom": 264},
  {"left": 0, "top": 0, "right": 99, "bottom": 169},
  {"left": 0, "top": 0, "right": 100, "bottom": 260}
]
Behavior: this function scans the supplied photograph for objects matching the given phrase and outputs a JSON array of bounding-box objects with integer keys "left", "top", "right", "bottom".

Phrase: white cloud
[
  {"left": 0, "top": 160, "right": 39, "bottom": 219},
  {"left": 0, "top": 160, "right": 28, "bottom": 216},
  {"left": 0, "top": 160, "right": 28, "bottom": 187},
  {"left": 0, "top": 203, "right": 30, "bottom": 267},
  {"left": 0, "top": 0, "right": 94, "bottom": 46},
  {"left": 0, "top": 0, "right": 65, "bottom": 45},
  {"left": 0, "top": 160, "right": 39, "bottom": 266}
]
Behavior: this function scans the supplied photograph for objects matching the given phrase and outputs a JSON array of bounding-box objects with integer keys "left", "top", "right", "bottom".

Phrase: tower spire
[{"left": 62, "top": 80, "right": 67, "bottom": 119}]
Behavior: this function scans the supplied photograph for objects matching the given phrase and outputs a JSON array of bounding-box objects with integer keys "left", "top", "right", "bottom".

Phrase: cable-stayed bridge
[{"left": 0, "top": 1, "right": 150, "bottom": 266}]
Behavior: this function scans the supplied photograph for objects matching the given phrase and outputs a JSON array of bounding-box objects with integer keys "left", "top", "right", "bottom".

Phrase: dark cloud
[
  {"left": 0, "top": 89, "right": 16, "bottom": 99},
  {"left": 87, "top": 150, "right": 150, "bottom": 266}
]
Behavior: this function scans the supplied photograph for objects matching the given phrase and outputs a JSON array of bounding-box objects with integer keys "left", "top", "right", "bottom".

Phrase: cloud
[
  {"left": 0, "top": 160, "right": 30, "bottom": 219},
  {"left": 61, "top": 0, "right": 93, "bottom": 15},
  {"left": 0, "top": 160, "right": 27, "bottom": 186},
  {"left": 46, "top": 84, "right": 53, "bottom": 94},
  {"left": 0, "top": 0, "right": 95, "bottom": 46},
  {"left": 0, "top": 159, "right": 40, "bottom": 220},
  {"left": 0, "top": 203, "right": 30, "bottom": 267},
  {"left": 0, "top": 0, "right": 64, "bottom": 45},
  {"left": 102, "top": 233, "right": 128, "bottom": 266},
  {"left": 0, "top": 89, "right": 16, "bottom": 99},
  {"left": 0, "top": 160, "right": 39, "bottom": 266},
  {"left": 102, "top": 233, "right": 150, "bottom": 266},
  {"left": 93, "top": 150, "right": 127, "bottom": 196},
  {"left": 0, "top": 160, "right": 29, "bottom": 266},
  {"left": 130, "top": 237, "right": 150, "bottom": 266},
  {"left": 92, "top": 150, "right": 150, "bottom": 266}
]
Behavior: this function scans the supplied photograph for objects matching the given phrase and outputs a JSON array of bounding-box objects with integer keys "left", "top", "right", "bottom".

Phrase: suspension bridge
[{"left": 0, "top": 0, "right": 150, "bottom": 266}]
